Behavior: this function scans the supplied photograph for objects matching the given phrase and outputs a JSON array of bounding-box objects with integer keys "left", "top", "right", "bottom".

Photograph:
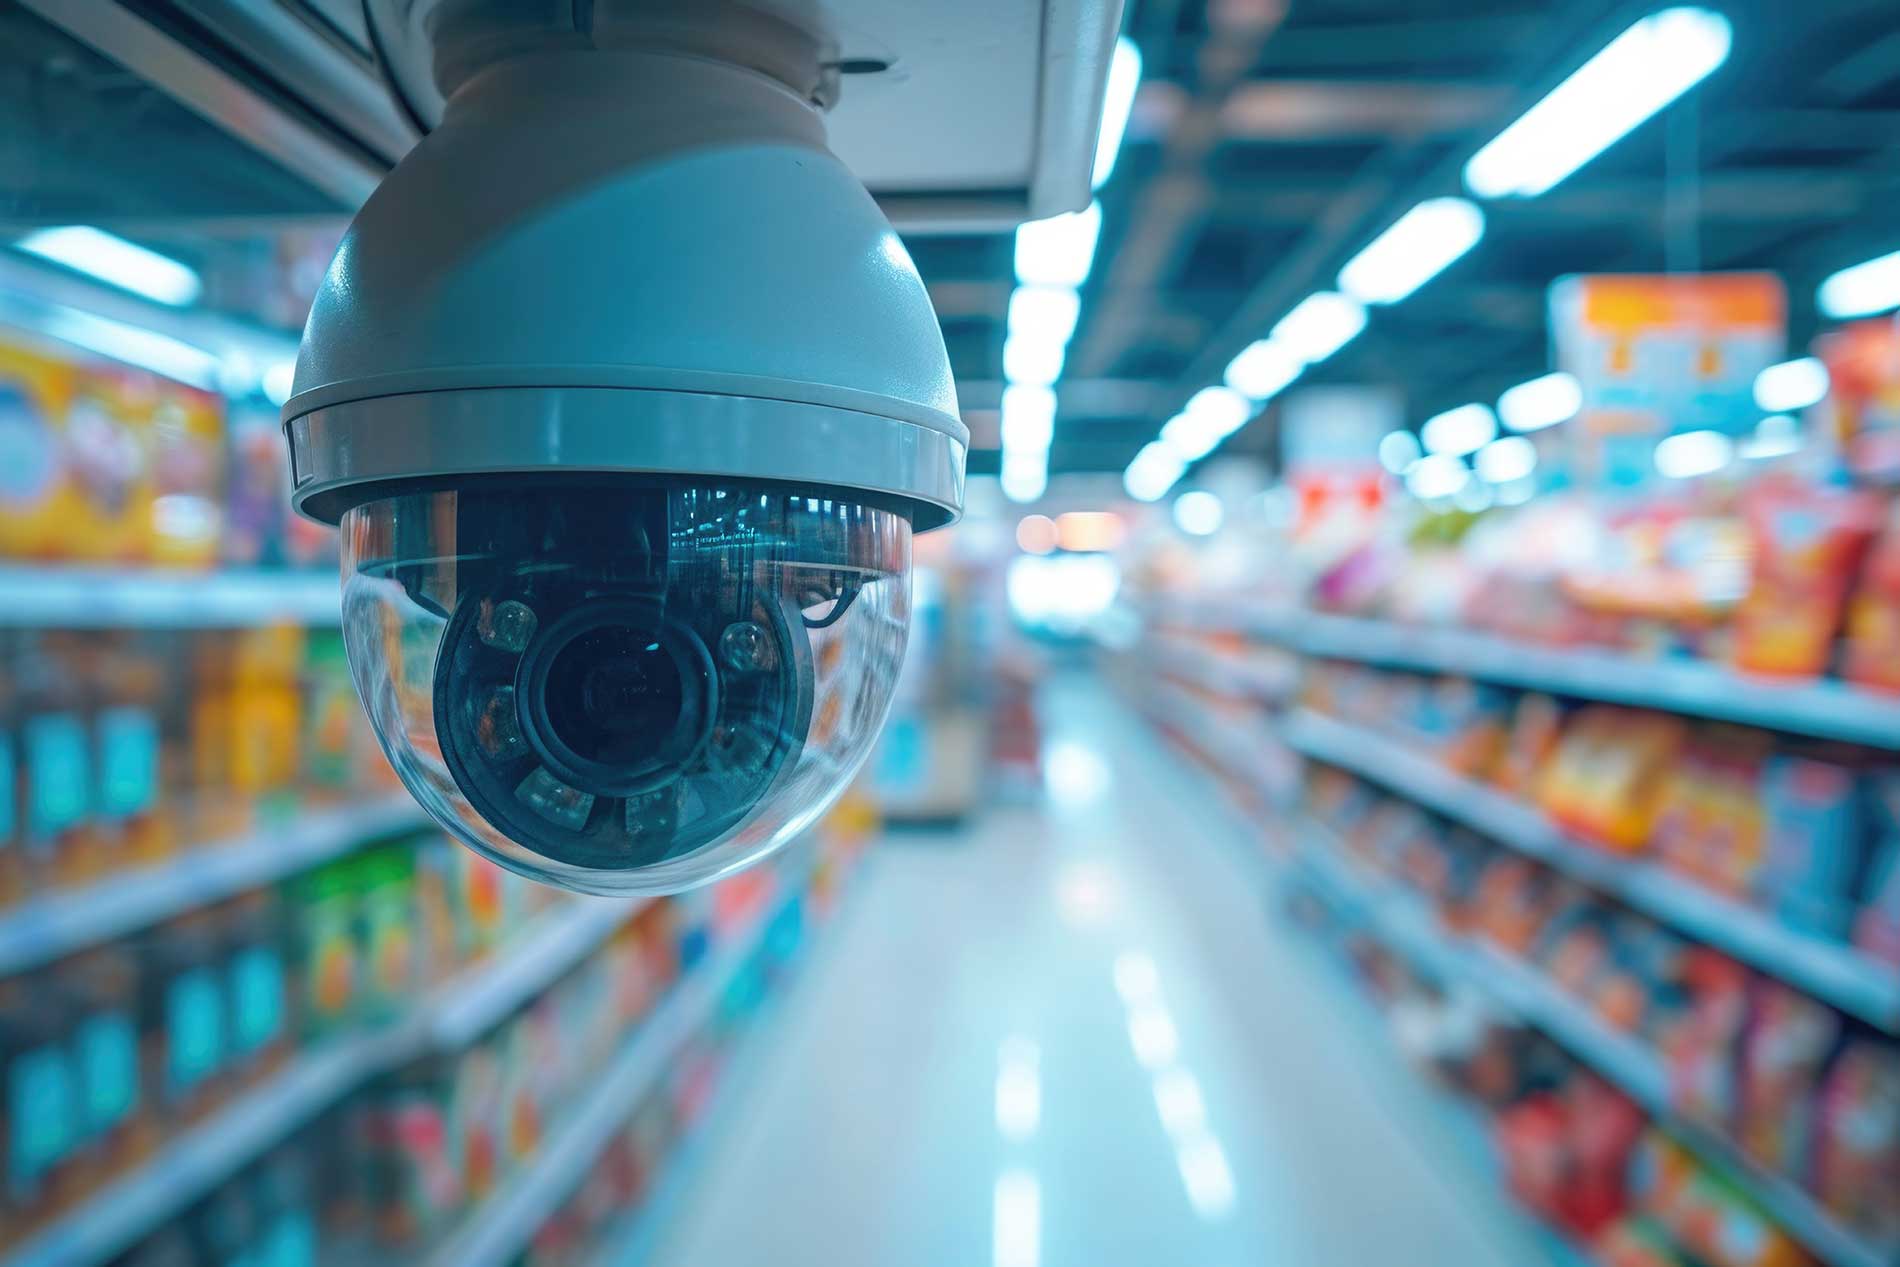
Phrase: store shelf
[
  {"left": 0, "top": 1028, "right": 411, "bottom": 1267},
  {"left": 423, "top": 898, "right": 643, "bottom": 1049},
  {"left": 1141, "top": 679, "right": 1297, "bottom": 807},
  {"left": 0, "top": 795, "right": 428, "bottom": 976},
  {"left": 0, "top": 566, "right": 343, "bottom": 628},
  {"left": 1282, "top": 708, "right": 1900, "bottom": 1033},
  {"left": 422, "top": 874, "right": 807, "bottom": 1267},
  {"left": 1289, "top": 829, "right": 1896, "bottom": 1267},
  {"left": 0, "top": 888, "right": 650, "bottom": 1267},
  {"left": 1240, "top": 605, "right": 1900, "bottom": 750},
  {"left": 1148, "top": 631, "right": 1297, "bottom": 704}
]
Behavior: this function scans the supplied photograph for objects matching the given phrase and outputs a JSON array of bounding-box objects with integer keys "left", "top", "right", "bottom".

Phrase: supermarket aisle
[{"left": 646, "top": 674, "right": 1553, "bottom": 1267}]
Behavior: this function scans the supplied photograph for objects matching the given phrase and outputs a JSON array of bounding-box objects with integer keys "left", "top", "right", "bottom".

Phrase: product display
[
  {"left": 0, "top": 624, "right": 390, "bottom": 906},
  {"left": 0, "top": 331, "right": 332, "bottom": 572}
]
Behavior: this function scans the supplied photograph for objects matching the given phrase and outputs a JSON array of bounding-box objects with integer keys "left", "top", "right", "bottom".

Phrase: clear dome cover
[{"left": 339, "top": 484, "right": 910, "bottom": 894}]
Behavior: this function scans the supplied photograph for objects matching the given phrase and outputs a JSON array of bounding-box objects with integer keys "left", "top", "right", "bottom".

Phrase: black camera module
[{"left": 425, "top": 488, "right": 816, "bottom": 873}]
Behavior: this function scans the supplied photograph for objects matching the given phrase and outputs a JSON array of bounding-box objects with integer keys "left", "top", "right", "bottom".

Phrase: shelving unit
[
  {"left": 1287, "top": 826, "right": 1895, "bottom": 1267},
  {"left": 0, "top": 890, "right": 653, "bottom": 1267},
  {"left": 424, "top": 867, "right": 811, "bottom": 1267},
  {"left": 1219, "top": 604, "right": 1900, "bottom": 750},
  {"left": 0, "top": 566, "right": 342, "bottom": 628},
  {"left": 0, "top": 795, "right": 428, "bottom": 975},
  {"left": 1282, "top": 708, "right": 1900, "bottom": 1032}
]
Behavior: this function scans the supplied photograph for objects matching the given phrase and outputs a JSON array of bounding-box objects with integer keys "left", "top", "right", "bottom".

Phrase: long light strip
[
  {"left": 1497, "top": 371, "right": 1582, "bottom": 432},
  {"left": 1421, "top": 403, "right": 1498, "bottom": 457},
  {"left": 17, "top": 226, "right": 202, "bottom": 306},
  {"left": 1223, "top": 338, "right": 1302, "bottom": 402},
  {"left": 1014, "top": 201, "right": 1103, "bottom": 288},
  {"left": 1464, "top": 8, "right": 1733, "bottom": 199},
  {"left": 39, "top": 305, "right": 222, "bottom": 389},
  {"left": 1818, "top": 249, "right": 1900, "bottom": 320},
  {"left": 1092, "top": 37, "right": 1144, "bottom": 190},
  {"left": 1752, "top": 357, "right": 1830, "bottom": 412},
  {"left": 1007, "top": 286, "right": 1081, "bottom": 343},
  {"left": 1270, "top": 292, "right": 1366, "bottom": 365},
  {"left": 1337, "top": 198, "right": 1485, "bottom": 305}
]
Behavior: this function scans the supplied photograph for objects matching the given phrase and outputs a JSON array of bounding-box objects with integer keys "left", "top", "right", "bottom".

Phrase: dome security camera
[{"left": 283, "top": 7, "right": 968, "bottom": 895}]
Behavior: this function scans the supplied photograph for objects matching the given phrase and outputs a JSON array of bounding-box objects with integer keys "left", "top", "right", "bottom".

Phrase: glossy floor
[{"left": 646, "top": 677, "right": 1560, "bottom": 1267}]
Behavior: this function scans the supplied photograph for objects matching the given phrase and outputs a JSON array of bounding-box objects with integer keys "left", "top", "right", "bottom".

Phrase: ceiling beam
[{"left": 1070, "top": 4, "right": 1289, "bottom": 379}]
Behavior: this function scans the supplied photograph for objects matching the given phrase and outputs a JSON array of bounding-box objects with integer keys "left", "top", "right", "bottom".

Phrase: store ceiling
[
  {"left": 6, "top": 0, "right": 1900, "bottom": 482},
  {"left": 932, "top": 0, "right": 1900, "bottom": 479}
]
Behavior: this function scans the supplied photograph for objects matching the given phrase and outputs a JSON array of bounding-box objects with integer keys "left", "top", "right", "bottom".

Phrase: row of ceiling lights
[
  {"left": 1125, "top": 7, "right": 1739, "bottom": 505},
  {"left": 1382, "top": 348, "right": 1831, "bottom": 510},
  {"left": 1000, "top": 37, "right": 1142, "bottom": 503}
]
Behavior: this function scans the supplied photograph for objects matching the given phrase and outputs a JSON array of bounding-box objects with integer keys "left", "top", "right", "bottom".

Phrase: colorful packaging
[
  {"left": 1842, "top": 502, "right": 1900, "bottom": 692},
  {"left": 1731, "top": 480, "right": 1882, "bottom": 679},
  {"left": 1809, "top": 1040, "right": 1900, "bottom": 1245},
  {"left": 1756, "top": 755, "right": 1865, "bottom": 939},
  {"left": 146, "top": 384, "right": 225, "bottom": 568},
  {"left": 0, "top": 337, "right": 71, "bottom": 561},
  {"left": 1734, "top": 982, "right": 1840, "bottom": 1176}
]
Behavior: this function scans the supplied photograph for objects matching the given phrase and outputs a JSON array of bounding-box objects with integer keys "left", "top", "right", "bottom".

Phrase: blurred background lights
[
  {"left": 1497, "top": 372, "right": 1582, "bottom": 432},
  {"left": 1171, "top": 490, "right": 1225, "bottom": 536},
  {"left": 1420, "top": 403, "right": 1498, "bottom": 457}
]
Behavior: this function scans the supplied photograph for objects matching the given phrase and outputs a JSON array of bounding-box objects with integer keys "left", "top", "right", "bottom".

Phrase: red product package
[
  {"left": 1842, "top": 502, "right": 1900, "bottom": 692},
  {"left": 1730, "top": 480, "right": 1882, "bottom": 679},
  {"left": 1497, "top": 1093, "right": 1570, "bottom": 1216}
]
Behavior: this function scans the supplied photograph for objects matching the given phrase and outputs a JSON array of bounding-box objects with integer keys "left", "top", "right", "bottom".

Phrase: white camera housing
[{"left": 284, "top": 14, "right": 991, "bottom": 894}]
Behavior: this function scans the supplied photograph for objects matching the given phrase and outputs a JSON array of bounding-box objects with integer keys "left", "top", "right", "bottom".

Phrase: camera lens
[{"left": 517, "top": 605, "right": 716, "bottom": 799}]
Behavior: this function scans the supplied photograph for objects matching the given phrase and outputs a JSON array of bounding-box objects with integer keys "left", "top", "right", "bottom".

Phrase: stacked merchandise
[
  {"left": 0, "top": 624, "right": 389, "bottom": 905},
  {"left": 1299, "top": 758, "right": 1900, "bottom": 1264},
  {"left": 2, "top": 798, "right": 870, "bottom": 1267},
  {"left": 0, "top": 330, "right": 331, "bottom": 571},
  {"left": 1302, "top": 665, "right": 1900, "bottom": 970}
]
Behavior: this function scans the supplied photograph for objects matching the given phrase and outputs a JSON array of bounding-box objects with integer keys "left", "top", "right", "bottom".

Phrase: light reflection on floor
[{"left": 648, "top": 676, "right": 1555, "bottom": 1267}]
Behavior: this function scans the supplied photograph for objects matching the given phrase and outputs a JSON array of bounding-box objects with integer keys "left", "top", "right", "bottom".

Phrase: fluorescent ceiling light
[
  {"left": 1819, "top": 248, "right": 1900, "bottom": 319},
  {"left": 1378, "top": 430, "right": 1421, "bottom": 474},
  {"left": 1161, "top": 411, "right": 1222, "bottom": 463},
  {"left": 262, "top": 360, "right": 297, "bottom": 407},
  {"left": 1654, "top": 428, "right": 1733, "bottom": 479},
  {"left": 1001, "top": 384, "right": 1058, "bottom": 453},
  {"left": 1405, "top": 453, "right": 1470, "bottom": 500},
  {"left": 39, "top": 305, "right": 221, "bottom": 389},
  {"left": 1123, "top": 442, "right": 1186, "bottom": 502},
  {"left": 1014, "top": 201, "right": 1103, "bottom": 287},
  {"left": 1092, "top": 37, "right": 1143, "bottom": 190},
  {"left": 1497, "top": 371, "right": 1582, "bottom": 432},
  {"left": 1337, "top": 198, "right": 1485, "bottom": 305},
  {"left": 1007, "top": 286, "right": 1081, "bottom": 344},
  {"left": 1464, "top": 8, "right": 1732, "bottom": 199},
  {"left": 1270, "top": 292, "right": 1366, "bottom": 364},
  {"left": 1421, "top": 403, "right": 1497, "bottom": 457},
  {"left": 1740, "top": 414, "right": 1803, "bottom": 460},
  {"left": 1474, "top": 435, "right": 1537, "bottom": 483},
  {"left": 1001, "top": 450, "right": 1049, "bottom": 503},
  {"left": 1223, "top": 338, "right": 1302, "bottom": 401},
  {"left": 1752, "top": 357, "right": 1829, "bottom": 413},
  {"left": 1172, "top": 490, "right": 1224, "bottom": 536},
  {"left": 1003, "top": 334, "right": 1065, "bottom": 388},
  {"left": 16, "top": 226, "right": 202, "bottom": 306},
  {"left": 1184, "top": 385, "right": 1252, "bottom": 434}
]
